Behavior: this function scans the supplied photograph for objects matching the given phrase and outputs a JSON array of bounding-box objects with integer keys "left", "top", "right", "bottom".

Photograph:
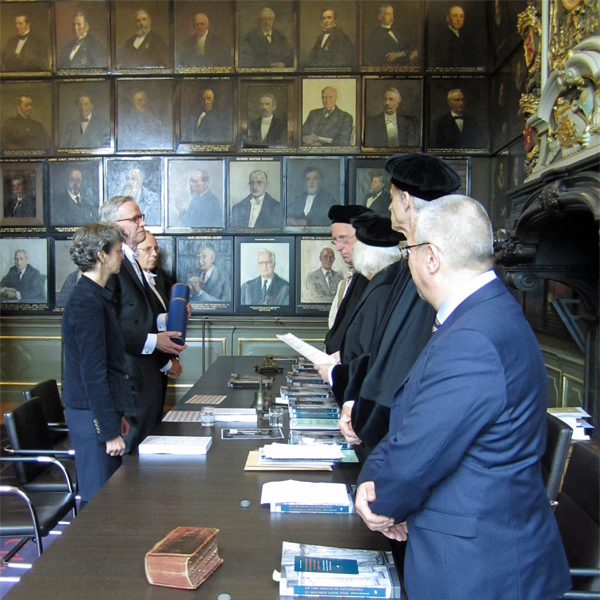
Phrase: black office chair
[
  {"left": 0, "top": 455, "right": 77, "bottom": 564},
  {"left": 23, "top": 379, "right": 71, "bottom": 449},
  {"left": 4, "top": 397, "right": 77, "bottom": 493},
  {"left": 555, "top": 442, "right": 600, "bottom": 599},
  {"left": 542, "top": 413, "right": 573, "bottom": 503}
]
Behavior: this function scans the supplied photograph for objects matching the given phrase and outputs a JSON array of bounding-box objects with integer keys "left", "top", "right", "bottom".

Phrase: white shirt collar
[
  {"left": 250, "top": 194, "right": 265, "bottom": 205},
  {"left": 122, "top": 243, "right": 138, "bottom": 262},
  {"left": 448, "top": 25, "right": 461, "bottom": 37},
  {"left": 436, "top": 270, "right": 497, "bottom": 325}
]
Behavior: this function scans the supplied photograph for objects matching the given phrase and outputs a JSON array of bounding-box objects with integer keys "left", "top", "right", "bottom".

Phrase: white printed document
[{"left": 276, "top": 333, "right": 335, "bottom": 365}]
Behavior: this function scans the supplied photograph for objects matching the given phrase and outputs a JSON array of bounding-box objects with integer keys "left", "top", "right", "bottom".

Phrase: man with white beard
[{"left": 117, "top": 9, "right": 168, "bottom": 68}]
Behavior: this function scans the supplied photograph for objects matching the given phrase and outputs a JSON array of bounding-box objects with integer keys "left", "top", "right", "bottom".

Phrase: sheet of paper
[
  {"left": 261, "top": 480, "right": 350, "bottom": 506},
  {"left": 185, "top": 394, "right": 227, "bottom": 405},
  {"left": 276, "top": 333, "right": 335, "bottom": 365}
]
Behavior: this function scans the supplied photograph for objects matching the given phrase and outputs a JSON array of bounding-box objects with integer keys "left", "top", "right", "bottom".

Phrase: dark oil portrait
[
  {"left": 1, "top": 163, "right": 43, "bottom": 226},
  {"left": 363, "top": 77, "right": 422, "bottom": 150},
  {"left": 57, "top": 80, "right": 112, "bottom": 151},
  {"left": 117, "top": 78, "right": 174, "bottom": 151},
  {"left": 105, "top": 157, "right": 163, "bottom": 229},
  {"left": 55, "top": 1, "right": 109, "bottom": 71},
  {"left": 167, "top": 159, "right": 225, "bottom": 231},
  {"left": 362, "top": 1, "right": 423, "bottom": 72},
  {"left": 175, "top": 1, "right": 234, "bottom": 72}
]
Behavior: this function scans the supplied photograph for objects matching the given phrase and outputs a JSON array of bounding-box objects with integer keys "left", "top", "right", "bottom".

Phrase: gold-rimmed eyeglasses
[
  {"left": 114, "top": 213, "right": 145, "bottom": 224},
  {"left": 399, "top": 242, "right": 431, "bottom": 260}
]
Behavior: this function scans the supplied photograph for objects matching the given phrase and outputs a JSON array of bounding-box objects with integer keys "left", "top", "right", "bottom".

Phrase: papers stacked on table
[
  {"left": 163, "top": 408, "right": 257, "bottom": 423},
  {"left": 547, "top": 407, "right": 594, "bottom": 440},
  {"left": 138, "top": 436, "right": 212, "bottom": 455},
  {"left": 278, "top": 541, "right": 401, "bottom": 598},
  {"left": 289, "top": 429, "right": 352, "bottom": 449},
  {"left": 261, "top": 480, "right": 354, "bottom": 514},
  {"left": 259, "top": 443, "right": 343, "bottom": 468}
]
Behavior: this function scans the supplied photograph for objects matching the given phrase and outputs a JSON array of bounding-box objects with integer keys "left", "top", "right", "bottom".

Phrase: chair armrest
[
  {"left": 3, "top": 445, "right": 75, "bottom": 458},
  {"left": 570, "top": 568, "right": 600, "bottom": 577},
  {"left": 0, "top": 456, "right": 75, "bottom": 494},
  {"left": 48, "top": 423, "right": 69, "bottom": 432}
]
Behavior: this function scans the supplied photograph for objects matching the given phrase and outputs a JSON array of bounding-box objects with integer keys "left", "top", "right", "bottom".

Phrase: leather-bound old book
[{"left": 145, "top": 527, "right": 223, "bottom": 589}]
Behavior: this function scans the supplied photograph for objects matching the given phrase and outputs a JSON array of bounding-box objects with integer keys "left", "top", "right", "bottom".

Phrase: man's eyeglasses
[
  {"left": 138, "top": 245, "right": 160, "bottom": 254},
  {"left": 115, "top": 213, "right": 145, "bottom": 224},
  {"left": 330, "top": 234, "right": 356, "bottom": 246},
  {"left": 399, "top": 242, "right": 431, "bottom": 260},
  {"left": 257, "top": 261, "right": 274, "bottom": 267}
]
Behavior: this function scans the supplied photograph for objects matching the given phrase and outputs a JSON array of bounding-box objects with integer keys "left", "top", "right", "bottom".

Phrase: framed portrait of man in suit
[
  {"left": 239, "top": 78, "right": 295, "bottom": 151},
  {"left": 235, "top": 236, "right": 294, "bottom": 315},
  {"left": 55, "top": 1, "right": 109, "bottom": 73},
  {"left": 175, "top": 0, "right": 234, "bottom": 73},
  {"left": 284, "top": 156, "right": 343, "bottom": 233},
  {"left": 0, "top": 237, "right": 48, "bottom": 311},
  {"left": 179, "top": 78, "right": 235, "bottom": 152},
  {"left": 296, "top": 236, "right": 349, "bottom": 315},
  {"left": 0, "top": 2, "right": 51, "bottom": 76},
  {"left": 301, "top": 77, "right": 358, "bottom": 152},
  {"left": 427, "top": 76, "right": 489, "bottom": 153},
  {"left": 57, "top": 79, "right": 112, "bottom": 153},
  {"left": 1, "top": 161, "right": 44, "bottom": 230},
  {"left": 227, "top": 158, "right": 283, "bottom": 233},
  {"left": 53, "top": 238, "right": 78, "bottom": 311},
  {"left": 349, "top": 157, "right": 392, "bottom": 218},
  {"left": 489, "top": 1, "right": 527, "bottom": 69},
  {"left": 361, "top": 1, "right": 423, "bottom": 72},
  {"left": 363, "top": 76, "right": 422, "bottom": 151},
  {"left": 177, "top": 236, "right": 233, "bottom": 314},
  {"left": 0, "top": 81, "right": 52, "bottom": 157},
  {"left": 154, "top": 236, "right": 174, "bottom": 283},
  {"left": 116, "top": 78, "right": 174, "bottom": 152},
  {"left": 113, "top": 1, "right": 172, "bottom": 73},
  {"left": 298, "top": 1, "right": 358, "bottom": 72},
  {"left": 48, "top": 158, "right": 101, "bottom": 231},
  {"left": 236, "top": 1, "right": 296, "bottom": 72},
  {"left": 427, "top": 1, "right": 488, "bottom": 72},
  {"left": 104, "top": 157, "right": 163, "bottom": 230},
  {"left": 166, "top": 158, "right": 226, "bottom": 232}
]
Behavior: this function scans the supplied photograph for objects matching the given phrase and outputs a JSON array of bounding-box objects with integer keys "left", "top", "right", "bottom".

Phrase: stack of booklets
[
  {"left": 138, "top": 436, "right": 212, "bottom": 455},
  {"left": 145, "top": 527, "right": 222, "bottom": 590},
  {"left": 289, "top": 429, "right": 352, "bottom": 449},
  {"left": 257, "top": 443, "right": 344, "bottom": 468},
  {"left": 228, "top": 373, "right": 273, "bottom": 388},
  {"left": 286, "top": 372, "right": 327, "bottom": 386},
  {"left": 288, "top": 397, "right": 341, "bottom": 431},
  {"left": 547, "top": 406, "right": 594, "bottom": 440},
  {"left": 279, "top": 541, "right": 401, "bottom": 598},
  {"left": 280, "top": 387, "right": 334, "bottom": 401},
  {"left": 261, "top": 480, "right": 354, "bottom": 513}
]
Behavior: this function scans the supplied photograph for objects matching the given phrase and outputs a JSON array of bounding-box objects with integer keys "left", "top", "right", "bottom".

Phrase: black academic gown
[
  {"left": 348, "top": 260, "right": 436, "bottom": 456},
  {"left": 324, "top": 272, "right": 369, "bottom": 354}
]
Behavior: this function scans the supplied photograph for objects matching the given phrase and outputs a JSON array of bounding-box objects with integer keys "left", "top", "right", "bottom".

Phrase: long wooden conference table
[{"left": 4, "top": 356, "right": 402, "bottom": 600}]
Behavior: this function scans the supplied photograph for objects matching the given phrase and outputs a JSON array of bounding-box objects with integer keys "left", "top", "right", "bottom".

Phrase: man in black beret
[
  {"left": 317, "top": 153, "right": 462, "bottom": 457},
  {"left": 323, "top": 204, "right": 374, "bottom": 354}
]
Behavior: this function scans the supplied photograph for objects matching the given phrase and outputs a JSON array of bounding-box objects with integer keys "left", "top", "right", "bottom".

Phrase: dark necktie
[
  {"left": 432, "top": 317, "right": 441, "bottom": 333},
  {"left": 262, "top": 280, "right": 268, "bottom": 303},
  {"left": 74, "top": 195, "right": 80, "bottom": 205},
  {"left": 200, "top": 272, "right": 206, "bottom": 286}
]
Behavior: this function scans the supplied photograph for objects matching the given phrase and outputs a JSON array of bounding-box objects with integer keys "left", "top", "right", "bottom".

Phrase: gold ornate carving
[{"left": 518, "top": 5, "right": 543, "bottom": 75}]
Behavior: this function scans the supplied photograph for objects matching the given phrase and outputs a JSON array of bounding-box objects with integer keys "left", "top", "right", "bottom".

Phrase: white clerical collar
[
  {"left": 250, "top": 195, "right": 265, "bottom": 205},
  {"left": 436, "top": 270, "right": 497, "bottom": 325}
]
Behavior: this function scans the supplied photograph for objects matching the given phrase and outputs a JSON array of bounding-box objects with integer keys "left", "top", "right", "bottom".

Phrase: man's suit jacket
[
  {"left": 51, "top": 192, "right": 97, "bottom": 226},
  {"left": 1, "top": 33, "right": 48, "bottom": 71},
  {"left": 247, "top": 115, "right": 287, "bottom": 144},
  {"left": 180, "top": 189, "right": 223, "bottom": 228},
  {"left": 433, "top": 26, "right": 472, "bottom": 68},
  {"left": 302, "top": 106, "right": 353, "bottom": 147},
  {"left": 362, "top": 191, "right": 391, "bottom": 217},
  {"left": 306, "top": 26, "right": 354, "bottom": 67},
  {"left": 240, "top": 28, "right": 293, "bottom": 67},
  {"left": 287, "top": 189, "right": 337, "bottom": 227},
  {"left": 4, "top": 194, "right": 36, "bottom": 218},
  {"left": 358, "top": 278, "right": 572, "bottom": 600},
  {"left": 432, "top": 112, "right": 482, "bottom": 149},
  {"left": 305, "top": 268, "right": 343, "bottom": 303},
  {"left": 230, "top": 193, "right": 281, "bottom": 229},
  {"left": 60, "top": 114, "right": 110, "bottom": 149},
  {"left": 117, "top": 30, "right": 168, "bottom": 68},
  {"left": 241, "top": 273, "right": 289, "bottom": 305},
  {"left": 184, "top": 108, "right": 231, "bottom": 144},
  {"left": 1, "top": 116, "right": 51, "bottom": 150},
  {"left": 364, "top": 26, "right": 407, "bottom": 66},
  {"left": 1, "top": 264, "right": 45, "bottom": 302},
  {"left": 365, "top": 112, "right": 420, "bottom": 148},
  {"left": 58, "top": 34, "right": 106, "bottom": 69},
  {"left": 105, "top": 257, "right": 167, "bottom": 447},
  {"left": 191, "top": 266, "right": 231, "bottom": 302},
  {"left": 180, "top": 33, "right": 231, "bottom": 67}
]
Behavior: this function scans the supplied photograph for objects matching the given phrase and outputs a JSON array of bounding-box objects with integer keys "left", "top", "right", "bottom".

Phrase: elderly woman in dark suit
[{"left": 62, "top": 223, "right": 134, "bottom": 507}]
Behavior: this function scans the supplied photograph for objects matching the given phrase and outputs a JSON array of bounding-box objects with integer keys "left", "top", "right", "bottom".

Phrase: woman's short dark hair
[{"left": 69, "top": 223, "right": 126, "bottom": 272}]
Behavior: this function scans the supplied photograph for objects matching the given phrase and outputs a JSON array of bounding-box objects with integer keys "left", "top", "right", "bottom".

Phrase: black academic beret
[
  {"left": 351, "top": 212, "right": 405, "bottom": 247},
  {"left": 384, "top": 153, "right": 461, "bottom": 201},
  {"left": 328, "top": 204, "right": 374, "bottom": 224}
]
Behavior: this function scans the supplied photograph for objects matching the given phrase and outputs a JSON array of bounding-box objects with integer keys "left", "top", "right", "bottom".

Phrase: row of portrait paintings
[
  {"left": 0, "top": 76, "right": 498, "bottom": 156},
  {"left": 1, "top": 156, "right": 469, "bottom": 234},
  {"left": 0, "top": 1, "right": 526, "bottom": 76}
]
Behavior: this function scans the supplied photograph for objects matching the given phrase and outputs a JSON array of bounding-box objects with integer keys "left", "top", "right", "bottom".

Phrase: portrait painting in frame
[{"left": 1, "top": 161, "right": 44, "bottom": 230}]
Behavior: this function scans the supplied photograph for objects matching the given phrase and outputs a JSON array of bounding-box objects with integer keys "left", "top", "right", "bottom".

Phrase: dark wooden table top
[{"left": 4, "top": 356, "right": 396, "bottom": 600}]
